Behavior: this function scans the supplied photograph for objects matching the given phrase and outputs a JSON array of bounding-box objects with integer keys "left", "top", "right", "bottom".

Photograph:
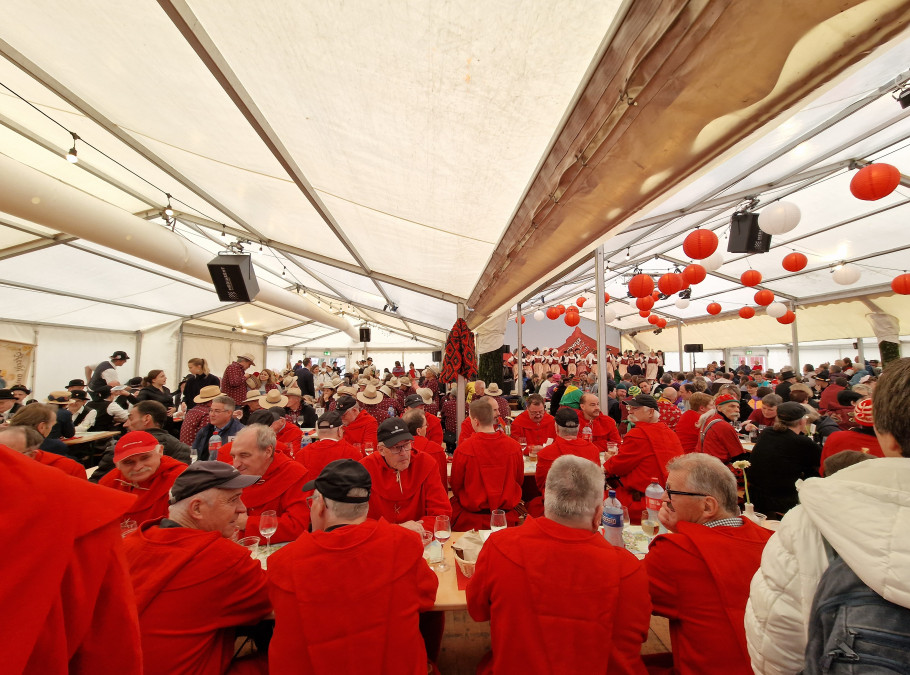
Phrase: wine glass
[
  {"left": 259, "top": 510, "right": 278, "bottom": 554},
  {"left": 490, "top": 509, "right": 507, "bottom": 533},
  {"left": 364, "top": 441, "right": 374, "bottom": 456},
  {"left": 434, "top": 515, "right": 451, "bottom": 572},
  {"left": 518, "top": 436, "right": 528, "bottom": 455},
  {"left": 640, "top": 510, "right": 659, "bottom": 539}
]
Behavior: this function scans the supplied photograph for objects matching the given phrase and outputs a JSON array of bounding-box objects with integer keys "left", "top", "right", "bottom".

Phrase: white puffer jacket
[{"left": 744, "top": 457, "right": 910, "bottom": 674}]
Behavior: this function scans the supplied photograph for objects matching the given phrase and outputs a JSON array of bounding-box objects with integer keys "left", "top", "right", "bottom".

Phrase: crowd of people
[{"left": 2, "top": 340, "right": 906, "bottom": 674}]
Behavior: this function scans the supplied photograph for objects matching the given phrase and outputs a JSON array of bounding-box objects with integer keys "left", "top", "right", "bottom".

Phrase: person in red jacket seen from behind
[
  {"left": 674, "top": 392, "right": 713, "bottom": 453},
  {"left": 402, "top": 408, "right": 448, "bottom": 489},
  {"left": 603, "top": 395, "right": 684, "bottom": 521},
  {"left": 295, "top": 411, "right": 362, "bottom": 482},
  {"left": 467, "top": 455, "right": 651, "bottom": 675},
  {"left": 576, "top": 393, "right": 622, "bottom": 452},
  {"left": 450, "top": 397, "right": 524, "bottom": 530},
  {"left": 534, "top": 407, "right": 602, "bottom": 496},
  {"left": 0, "top": 425, "right": 87, "bottom": 478},
  {"left": 122, "top": 461, "right": 270, "bottom": 675},
  {"left": 510, "top": 393, "right": 555, "bottom": 456},
  {"left": 643, "top": 453, "right": 772, "bottom": 675},
  {"left": 403, "top": 392, "right": 444, "bottom": 445},
  {"left": 268, "top": 459, "right": 438, "bottom": 675},
  {"left": 818, "top": 396, "right": 883, "bottom": 475}
]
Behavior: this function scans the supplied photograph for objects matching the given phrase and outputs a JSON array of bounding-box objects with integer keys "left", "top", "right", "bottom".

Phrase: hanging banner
[{"left": 0, "top": 340, "right": 34, "bottom": 389}]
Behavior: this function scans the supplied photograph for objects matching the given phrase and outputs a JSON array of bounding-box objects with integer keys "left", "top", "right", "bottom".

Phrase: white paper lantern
[
  {"left": 758, "top": 201, "right": 801, "bottom": 235},
  {"left": 533, "top": 310, "right": 545, "bottom": 321},
  {"left": 701, "top": 250, "right": 725, "bottom": 273},
  {"left": 675, "top": 298, "right": 690, "bottom": 309},
  {"left": 832, "top": 264, "right": 861, "bottom": 285},
  {"left": 766, "top": 302, "right": 788, "bottom": 318},
  {"left": 602, "top": 307, "right": 617, "bottom": 323}
]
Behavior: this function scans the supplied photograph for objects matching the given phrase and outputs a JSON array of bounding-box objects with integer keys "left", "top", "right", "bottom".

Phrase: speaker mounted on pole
[
  {"left": 683, "top": 343, "right": 704, "bottom": 353},
  {"left": 432, "top": 350, "right": 443, "bottom": 362},
  {"left": 359, "top": 327, "right": 372, "bottom": 343},
  {"left": 727, "top": 212, "right": 771, "bottom": 254},
  {"left": 207, "top": 254, "right": 259, "bottom": 302}
]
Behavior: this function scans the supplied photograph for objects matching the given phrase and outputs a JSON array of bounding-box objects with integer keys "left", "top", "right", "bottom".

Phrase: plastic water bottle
[
  {"left": 388, "top": 406, "right": 396, "bottom": 418},
  {"left": 582, "top": 425, "right": 593, "bottom": 443},
  {"left": 602, "top": 489, "right": 624, "bottom": 547},
  {"left": 207, "top": 432, "right": 222, "bottom": 462},
  {"left": 645, "top": 477, "right": 663, "bottom": 524}
]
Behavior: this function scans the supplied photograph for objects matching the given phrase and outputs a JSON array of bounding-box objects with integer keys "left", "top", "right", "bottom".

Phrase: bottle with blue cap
[{"left": 602, "top": 489, "right": 624, "bottom": 546}]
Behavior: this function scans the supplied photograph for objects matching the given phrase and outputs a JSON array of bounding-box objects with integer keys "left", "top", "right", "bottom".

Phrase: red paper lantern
[
  {"left": 657, "top": 273, "right": 682, "bottom": 296},
  {"left": 707, "top": 302, "right": 722, "bottom": 315},
  {"left": 628, "top": 274, "right": 654, "bottom": 298},
  {"left": 850, "top": 163, "right": 901, "bottom": 201},
  {"left": 682, "top": 263, "right": 707, "bottom": 285},
  {"left": 683, "top": 229, "right": 719, "bottom": 260},
  {"left": 777, "top": 310, "right": 796, "bottom": 325},
  {"left": 754, "top": 289, "right": 774, "bottom": 306},
  {"left": 659, "top": 318, "right": 668, "bottom": 328},
  {"left": 515, "top": 315, "right": 526, "bottom": 324},
  {"left": 648, "top": 315, "right": 660, "bottom": 325},
  {"left": 652, "top": 290, "right": 661, "bottom": 301},
  {"left": 782, "top": 252, "right": 808, "bottom": 272},
  {"left": 740, "top": 270, "right": 762, "bottom": 287},
  {"left": 576, "top": 297, "right": 586, "bottom": 307},
  {"left": 639, "top": 310, "right": 651, "bottom": 318},
  {"left": 636, "top": 296, "right": 655, "bottom": 311},
  {"left": 604, "top": 292, "right": 611, "bottom": 303},
  {"left": 892, "top": 273, "right": 910, "bottom": 295},
  {"left": 565, "top": 312, "right": 580, "bottom": 327},
  {"left": 546, "top": 307, "right": 559, "bottom": 320},
  {"left": 557, "top": 304, "right": 566, "bottom": 315},
  {"left": 739, "top": 307, "right": 755, "bottom": 319}
]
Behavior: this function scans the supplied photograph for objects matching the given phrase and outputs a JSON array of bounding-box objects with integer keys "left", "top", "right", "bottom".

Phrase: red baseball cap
[{"left": 113, "top": 431, "right": 160, "bottom": 463}]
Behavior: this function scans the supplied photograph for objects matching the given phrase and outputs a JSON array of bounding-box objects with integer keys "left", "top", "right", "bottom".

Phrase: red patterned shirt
[
  {"left": 221, "top": 361, "right": 248, "bottom": 407},
  {"left": 658, "top": 399, "right": 682, "bottom": 430}
]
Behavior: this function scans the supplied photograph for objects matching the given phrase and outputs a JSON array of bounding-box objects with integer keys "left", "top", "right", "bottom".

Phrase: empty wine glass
[
  {"left": 490, "top": 509, "right": 507, "bottom": 533},
  {"left": 259, "top": 510, "right": 278, "bottom": 554},
  {"left": 434, "top": 515, "right": 451, "bottom": 572}
]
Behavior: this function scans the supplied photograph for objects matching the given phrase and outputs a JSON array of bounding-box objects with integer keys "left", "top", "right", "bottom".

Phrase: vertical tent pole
[
  {"left": 790, "top": 302, "right": 800, "bottom": 372},
  {"left": 594, "top": 246, "right": 609, "bottom": 392},
  {"left": 856, "top": 336, "right": 865, "bottom": 368},
  {"left": 677, "top": 321, "right": 684, "bottom": 371},
  {"left": 516, "top": 302, "right": 523, "bottom": 396},
  {"left": 455, "top": 303, "right": 466, "bottom": 443}
]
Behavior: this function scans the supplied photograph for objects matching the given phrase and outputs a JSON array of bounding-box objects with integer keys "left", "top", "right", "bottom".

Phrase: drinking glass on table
[
  {"left": 434, "top": 515, "right": 451, "bottom": 572},
  {"left": 518, "top": 437, "right": 528, "bottom": 454},
  {"left": 640, "top": 510, "right": 659, "bottom": 539},
  {"left": 490, "top": 509, "right": 507, "bottom": 533},
  {"left": 363, "top": 442, "right": 375, "bottom": 456},
  {"left": 259, "top": 510, "right": 278, "bottom": 554},
  {"left": 606, "top": 442, "right": 619, "bottom": 458}
]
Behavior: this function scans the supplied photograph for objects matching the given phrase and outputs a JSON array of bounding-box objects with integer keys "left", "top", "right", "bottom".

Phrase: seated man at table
[
  {"left": 0, "top": 425, "right": 87, "bottom": 478},
  {"left": 604, "top": 394, "right": 683, "bottom": 520},
  {"left": 193, "top": 395, "right": 246, "bottom": 460},
  {"left": 402, "top": 408, "right": 447, "bottom": 489},
  {"left": 259, "top": 391, "right": 303, "bottom": 450},
  {"left": 230, "top": 424, "right": 309, "bottom": 543},
  {"left": 403, "top": 392, "right": 444, "bottom": 445},
  {"left": 122, "top": 462, "right": 271, "bottom": 675},
  {"left": 576, "top": 393, "right": 622, "bottom": 452},
  {"left": 99, "top": 430, "right": 187, "bottom": 524},
  {"left": 744, "top": 393, "right": 781, "bottom": 433},
  {"left": 268, "top": 459, "right": 438, "bottom": 675},
  {"left": 0, "top": 443, "right": 142, "bottom": 673},
  {"left": 215, "top": 408, "right": 298, "bottom": 462},
  {"left": 467, "top": 455, "right": 651, "bottom": 675},
  {"left": 644, "top": 453, "right": 772, "bottom": 675},
  {"left": 92, "top": 400, "right": 191, "bottom": 483},
  {"left": 510, "top": 393, "right": 555, "bottom": 455},
  {"left": 534, "top": 407, "right": 601, "bottom": 497},
  {"left": 360, "top": 417, "right": 451, "bottom": 533},
  {"left": 450, "top": 397, "right": 523, "bottom": 530},
  {"left": 336, "top": 394, "right": 378, "bottom": 452},
  {"left": 296, "top": 410, "right": 362, "bottom": 482},
  {"left": 697, "top": 393, "right": 749, "bottom": 464}
]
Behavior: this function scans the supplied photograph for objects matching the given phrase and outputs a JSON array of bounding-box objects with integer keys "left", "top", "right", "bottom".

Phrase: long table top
[{"left": 62, "top": 430, "right": 119, "bottom": 445}]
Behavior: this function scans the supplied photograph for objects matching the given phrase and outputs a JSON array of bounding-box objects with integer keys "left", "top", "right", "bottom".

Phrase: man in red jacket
[
  {"left": 576, "top": 393, "right": 622, "bottom": 451},
  {"left": 450, "top": 397, "right": 524, "bottom": 530},
  {"left": 99, "top": 430, "right": 187, "bottom": 525},
  {"left": 360, "top": 417, "right": 451, "bottom": 533},
  {"left": 510, "top": 394, "right": 555, "bottom": 455},
  {"left": 675, "top": 392, "right": 713, "bottom": 453},
  {"left": 535, "top": 407, "right": 602, "bottom": 496},
  {"left": 122, "top": 462, "right": 271, "bottom": 675},
  {"left": 296, "top": 411, "right": 362, "bottom": 482},
  {"left": 0, "top": 445, "right": 142, "bottom": 674},
  {"left": 0, "top": 425, "right": 87, "bottom": 478},
  {"left": 404, "top": 392, "right": 444, "bottom": 445},
  {"left": 268, "top": 459, "right": 438, "bottom": 674},
  {"left": 467, "top": 455, "right": 651, "bottom": 675},
  {"left": 402, "top": 408, "right": 448, "bottom": 489},
  {"left": 604, "top": 395, "right": 683, "bottom": 520},
  {"left": 230, "top": 424, "right": 310, "bottom": 543},
  {"left": 644, "top": 453, "right": 772, "bottom": 675},
  {"left": 697, "top": 394, "right": 749, "bottom": 464},
  {"left": 336, "top": 394, "right": 378, "bottom": 453}
]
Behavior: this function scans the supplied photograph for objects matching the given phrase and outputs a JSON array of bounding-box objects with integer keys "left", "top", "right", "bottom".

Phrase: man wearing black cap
[
  {"left": 122, "top": 462, "right": 270, "bottom": 675},
  {"left": 336, "top": 394, "right": 378, "bottom": 452},
  {"left": 87, "top": 350, "right": 130, "bottom": 397},
  {"left": 534, "top": 407, "right": 602, "bottom": 499},
  {"left": 294, "top": 411, "right": 362, "bottom": 482},
  {"left": 404, "top": 392, "right": 444, "bottom": 445},
  {"left": 360, "top": 416, "right": 451, "bottom": 534},
  {"left": 268, "top": 459, "right": 439, "bottom": 674},
  {"left": 604, "top": 394, "right": 684, "bottom": 522},
  {"left": 0, "top": 388, "right": 18, "bottom": 423},
  {"left": 66, "top": 379, "right": 87, "bottom": 393}
]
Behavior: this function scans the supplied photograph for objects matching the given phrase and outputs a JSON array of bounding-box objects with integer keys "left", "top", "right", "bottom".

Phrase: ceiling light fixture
[
  {"left": 164, "top": 193, "right": 174, "bottom": 217},
  {"left": 66, "top": 131, "right": 79, "bottom": 163}
]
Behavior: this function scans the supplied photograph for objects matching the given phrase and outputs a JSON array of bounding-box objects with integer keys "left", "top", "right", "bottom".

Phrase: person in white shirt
[
  {"left": 537, "top": 374, "right": 553, "bottom": 399},
  {"left": 107, "top": 384, "right": 133, "bottom": 424}
]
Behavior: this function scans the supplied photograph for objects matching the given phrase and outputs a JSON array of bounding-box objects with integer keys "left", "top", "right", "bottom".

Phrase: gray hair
[
  {"left": 666, "top": 454, "right": 738, "bottom": 515},
  {"left": 319, "top": 487, "right": 370, "bottom": 521},
  {"left": 238, "top": 424, "right": 276, "bottom": 451},
  {"left": 556, "top": 424, "right": 579, "bottom": 439},
  {"left": 761, "top": 393, "right": 783, "bottom": 407},
  {"left": 169, "top": 485, "right": 221, "bottom": 516},
  {"left": 544, "top": 455, "right": 603, "bottom": 520},
  {"left": 212, "top": 394, "right": 236, "bottom": 411}
]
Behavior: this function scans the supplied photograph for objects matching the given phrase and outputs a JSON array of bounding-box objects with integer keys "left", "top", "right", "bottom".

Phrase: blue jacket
[{"left": 192, "top": 417, "right": 246, "bottom": 458}]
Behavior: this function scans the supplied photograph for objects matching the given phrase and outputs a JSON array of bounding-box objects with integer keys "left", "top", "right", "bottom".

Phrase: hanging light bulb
[
  {"left": 164, "top": 193, "right": 174, "bottom": 217},
  {"left": 66, "top": 132, "right": 79, "bottom": 163},
  {"left": 625, "top": 248, "right": 631, "bottom": 260}
]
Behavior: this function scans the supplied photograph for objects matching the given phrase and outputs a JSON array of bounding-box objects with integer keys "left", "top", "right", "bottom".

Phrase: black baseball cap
[
  {"left": 404, "top": 393, "right": 424, "bottom": 408},
  {"left": 168, "top": 461, "right": 259, "bottom": 504},
  {"left": 248, "top": 408, "right": 280, "bottom": 426},
  {"left": 377, "top": 417, "right": 413, "bottom": 447},
  {"left": 554, "top": 407, "right": 580, "bottom": 429},
  {"left": 776, "top": 401, "right": 808, "bottom": 423},
  {"left": 66, "top": 379, "right": 85, "bottom": 388},
  {"left": 623, "top": 394, "right": 659, "bottom": 411},
  {"left": 317, "top": 411, "right": 343, "bottom": 429},
  {"left": 302, "top": 459, "right": 371, "bottom": 503},
  {"left": 111, "top": 350, "right": 130, "bottom": 360},
  {"left": 335, "top": 394, "right": 358, "bottom": 414}
]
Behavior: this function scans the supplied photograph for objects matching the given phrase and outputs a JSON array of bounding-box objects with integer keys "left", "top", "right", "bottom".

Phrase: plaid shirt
[{"left": 704, "top": 517, "right": 743, "bottom": 528}]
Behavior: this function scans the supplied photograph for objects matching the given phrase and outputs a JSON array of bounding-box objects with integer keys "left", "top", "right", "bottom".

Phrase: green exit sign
[
  {"left": 323, "top": 350, "right": 331, "bottom": 356},
  {"left": 746, "top": 350, "right": 753, "bottom": 355}
]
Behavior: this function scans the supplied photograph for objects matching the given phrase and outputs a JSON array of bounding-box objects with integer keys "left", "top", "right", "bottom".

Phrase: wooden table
[
  {"left": 432, "top": 532, "right": 470, "bottom": 611},
  {"left": 62, "top": 430, "right": 119, "bottom": 446}
]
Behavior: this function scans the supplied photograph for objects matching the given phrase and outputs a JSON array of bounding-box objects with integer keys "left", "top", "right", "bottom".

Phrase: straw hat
[
  {"left": 486, "top": 383, "right": 503, "bottom": 396},
  {"left": 417, "top": 387, "right": 434, "bottom": 405},
  {"left": 357, "top": 384, "right": 383, "bottom": 406},
  {"left": 237, "top": 353, "right": 256, "bottom": 366},
  {"left": 369, "top": 377, "right": 381, "bottom": 387},
  {"left": 424, "top": 366, "right": 438, "bottom": 377},
  {"left": 46, "top": 390, "right": 72, "bottom": 404},
  {"left": 324, "top": 377, "right": 342, "bottom": 390},
  {"left": 388, "top": 377, "right": 401, "bottom": 388},
  {"left": 194, "top": 385, "right": 223, "bottom": 403},
  {"left": 336, "top": 385, "right": 357, "bottom": 398},
  {"left": 285, "top": 386, "right": 303, "bottom": 398},
  {"left": 356, "top": 377, "right": 370, "bottom": 387},
  {"left": 399, "top": 376, "right": 412, "bottom": 387},
  {"left": 244, "top": 390, "right": 263, "bottom": 404},
  {"left": 379, "top": 384, "right": 394, "bottom": 398},
  {"left": 259, "top": 389, "right": 289, "bottom": 409},
  {"left": 282, "top": 373, "right": 296, "bottom": 387}
]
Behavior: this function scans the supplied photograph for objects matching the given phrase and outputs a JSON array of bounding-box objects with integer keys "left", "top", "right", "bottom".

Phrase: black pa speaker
[
  {"left": 359, "top": 327, "right": 371, "bottom": 343},
  {"left": 207, "top": 254, "right": 259, "bottom": 302},
  {"left": 500, "top": 344, "right": 511, "bottom": 354},
  {"left": 432, "top": 350, "right": 443, "bottom": 362},
  {"left": 727, "top": 212, "right": 771, "bottom": 254},
  {"left": 684, "top": 343, "right": 704, "bottom": 353}
]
